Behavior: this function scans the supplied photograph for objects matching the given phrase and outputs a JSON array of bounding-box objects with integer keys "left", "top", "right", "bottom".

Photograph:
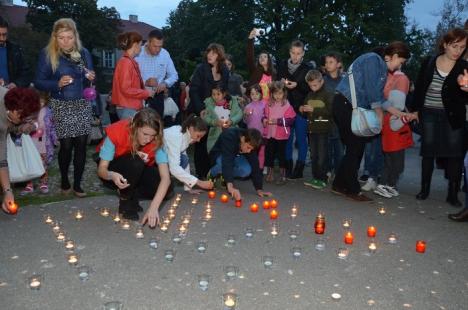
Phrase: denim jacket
[
  {"left": 34, "top": 48, "right": 93, "bottom": 100},
  {"left": 336, "top": 52, "right": 387, "bottom": 109}
]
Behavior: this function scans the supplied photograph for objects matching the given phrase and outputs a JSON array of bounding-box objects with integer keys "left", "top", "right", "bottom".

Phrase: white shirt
[
  {"left": 163, "top": 125, "right": 198, "bottom": 190},
  {"left": 164, "top": 97, "right": 179, "bottom": 119}
]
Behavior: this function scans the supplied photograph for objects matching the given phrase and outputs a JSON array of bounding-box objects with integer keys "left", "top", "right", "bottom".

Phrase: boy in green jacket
[{"left": 299, "top": 70, "right": 334, "bottom": 189}]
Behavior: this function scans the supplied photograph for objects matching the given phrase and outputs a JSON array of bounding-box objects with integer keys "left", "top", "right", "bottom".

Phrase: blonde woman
[{"left": 35, "top": 18, "right": 95, "bottom": 197}]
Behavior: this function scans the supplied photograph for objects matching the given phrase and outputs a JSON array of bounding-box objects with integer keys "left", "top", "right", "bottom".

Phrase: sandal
[
  {"left": 39, "top": 183, "right": 49, "bottom": 194},
  {"left": 20, "top": 182, "right": 34, "bottom": 196}
]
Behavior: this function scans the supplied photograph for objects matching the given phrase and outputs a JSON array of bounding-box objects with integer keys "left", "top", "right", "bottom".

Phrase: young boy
[
  {"left": 322, "top": 52, "right": 344, "bottom": 180},
  {"left": 300, "top": 70, "right": 334, "bottom": 189}
]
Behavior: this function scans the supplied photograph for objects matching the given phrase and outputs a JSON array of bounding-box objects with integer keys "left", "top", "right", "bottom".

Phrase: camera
[{"left": 255, "top": 28, "right": 265, "bottom": 36}]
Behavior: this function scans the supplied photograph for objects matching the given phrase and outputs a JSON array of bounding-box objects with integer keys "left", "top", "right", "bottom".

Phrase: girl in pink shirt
[
  {"left": 244, "top": 84, "right": 266, "bottom": 169},
  {"left": 263, "top": 81, "right": 296, "bottom": 184}
]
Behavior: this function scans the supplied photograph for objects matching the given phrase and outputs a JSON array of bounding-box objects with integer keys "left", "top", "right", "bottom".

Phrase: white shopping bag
[{"left": 7, "top": 134, "right": 45, "bottom": 183}]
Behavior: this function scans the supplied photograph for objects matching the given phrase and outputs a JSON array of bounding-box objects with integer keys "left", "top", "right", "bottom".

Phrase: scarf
[
  {"left": 215, "top": 99, "right": 230, "bottom": 109},
  {"left": 287, "top": 59, "right": 301, "bottom": 75}
]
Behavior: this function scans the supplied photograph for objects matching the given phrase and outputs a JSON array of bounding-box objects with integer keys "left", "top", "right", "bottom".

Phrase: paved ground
[{"left": 1, "top": 146, "right": 468, "bottom": 310}]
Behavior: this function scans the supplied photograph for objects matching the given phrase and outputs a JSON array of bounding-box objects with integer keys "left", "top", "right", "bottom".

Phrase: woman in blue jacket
[{"left": 35, "top": 18, "right": 95, "bottom": 197}]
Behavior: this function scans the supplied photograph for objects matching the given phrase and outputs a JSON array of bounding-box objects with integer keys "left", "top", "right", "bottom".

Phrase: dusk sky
[{"left": 13, "top": 0, "right": 466, "bottom": 30}]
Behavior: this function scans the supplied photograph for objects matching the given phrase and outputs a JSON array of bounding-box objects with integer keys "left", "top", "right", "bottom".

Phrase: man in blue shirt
[
  {"left": 0, "top": 17, "right": 29, "bottom": 88},
  {"left": 136, "top": 28, "right": 178, "bottom": 120}
]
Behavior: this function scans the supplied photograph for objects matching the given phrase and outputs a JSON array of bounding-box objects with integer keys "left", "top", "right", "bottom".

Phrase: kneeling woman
[{"left": 97, "top": 108, "right": 171, "bottom": 227}]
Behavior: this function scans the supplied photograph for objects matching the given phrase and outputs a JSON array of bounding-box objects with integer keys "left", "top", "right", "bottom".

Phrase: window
[{"left": 102, "top": 50, "right": 115, "bottom": 68}]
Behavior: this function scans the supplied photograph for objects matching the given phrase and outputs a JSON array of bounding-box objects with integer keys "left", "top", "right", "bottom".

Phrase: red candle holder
[
  {"left": 270, "top": 209, "right": 278, "bottom": 220},
  {"left": 314, "top": 214, "right": 325, "bottom": 234},
  {"left": 235, "top": 199, "right": 242, "bottom": 208},
  {"left": 208, "top": 191, "right": 216, "bottom": 199},
  {"left": 7, "top": 202, "right": 18, "bottom": 215},
  {"left": 250, "top": 203, "right": 259, "bottom": 213},
  {"left": 344, "top": 231, "right": 354, "bottom": 244},
  {"left": 415, "top": 240, "right": 426, "bottom": 253},
  {"left": 270, "top": 199, "right": 278, "bottom": 209},
  {"left": 262, "top": 200, "right": 270, "bottom": 209},
  {"left": 367, "top": 226, "right": 377, "bottom": 238},
  {"left": 220, "top": 194, "right": 229, "bottom": 203}
]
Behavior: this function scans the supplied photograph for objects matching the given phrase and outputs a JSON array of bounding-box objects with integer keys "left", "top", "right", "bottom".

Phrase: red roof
[{"left": 0, "top": 4, "right": 157, "bottom": 39}]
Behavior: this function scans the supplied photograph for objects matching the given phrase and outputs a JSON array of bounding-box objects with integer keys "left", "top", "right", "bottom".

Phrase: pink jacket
[{"left": 264, "top": 100, "right": 296, "bottom": 140}]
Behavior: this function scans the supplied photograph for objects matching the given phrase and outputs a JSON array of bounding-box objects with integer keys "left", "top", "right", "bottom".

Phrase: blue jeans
[
  {"left": 286, "top": 114, "right": 308, "bottom": 162},
  {"left": 363, "top": 135, "right": 384, "bottom": 179},
  {"left": 117, "top": 108, "right": 138, "bottom": 120},
  {"left": 328, "top": 125, "right": 344, "bottom": 173},
  {"left": 210, "top": 155, "right": 251, "bottom": 178}
]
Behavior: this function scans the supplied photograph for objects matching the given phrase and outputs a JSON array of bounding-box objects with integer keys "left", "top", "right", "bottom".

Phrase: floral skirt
[{"left": 49, "top": 98, "right": 92, "bottom": 139}]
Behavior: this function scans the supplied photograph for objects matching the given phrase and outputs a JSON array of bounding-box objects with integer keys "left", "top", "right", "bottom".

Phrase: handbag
[
  {"left": 348, "top": 64, "right": 382, "bottom": 137},
  {"left": 7, "top": 134, "right": 45, "bottom": 183},
  {"left": 382, "top": 113, "right": 413, "bottom": 152}
]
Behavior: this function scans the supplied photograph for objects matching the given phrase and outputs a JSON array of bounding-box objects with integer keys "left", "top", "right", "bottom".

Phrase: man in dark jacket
[
  {"left": 209, "top": 127, "right": 271, "bottom": 200},
  {"left": 0, "top": 17, "right": 29, "bottom": 88}
]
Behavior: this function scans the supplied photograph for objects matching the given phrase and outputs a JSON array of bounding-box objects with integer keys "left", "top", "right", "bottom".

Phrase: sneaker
[
  {"left": 304, "top": 178, "right": 316, "bottom": 187},
  {"left": 20, "top": 182, "right": 34, "bottom": 196},
  {"left": 304, "top": 179, "right": 326, "bottom": 190},
  {"left": 361, "top": 177, "right": 376, "bottom": 191},
  {"left": 314, "top": 180, "right": 327, "bottom": 189},
  {"left": 359, "top": 174, "right": 369, "bottom": 182},
  {"left": 374, "top": 184, "right": 392, "bottom": 198},
  {"left": 383, "top": 185, "right": 399, "bottom": 197}
]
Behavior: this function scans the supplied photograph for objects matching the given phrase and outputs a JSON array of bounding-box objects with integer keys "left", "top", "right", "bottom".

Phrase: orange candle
[
  {"left": 270, "top": 199, "right": 278, "bottom": 209},
  {"left": 314, "top": 214, "right": 325, "bottom": 234},
  {"left": 220, "top": 194, "right": 229, "bottom": 203},
  {"left": 262, "top": 200, "right": 270, "bottom": 209},
  {"left": 7, "top": 202, "right": 18, "bottom": 215},
  {"left": 270, "top": 209, "right": 278, "bottom": 220},
  {"left": 208, "top": 191, "right": 216, "bottom": 199},
  {"left": 416, "top": 240, "right": 426, "bottom": 253},
  {"left": 344, "top": 231, "right": 354, "bottom": 244},
  {"left": 235, "top": 199, "right": 242, "bottom": 208},
  {"left": 367, "top": 226, "right": 377, "bottom": 238},
  {"left": 250, "top": 203, "right": 259, "bottom": 213}
]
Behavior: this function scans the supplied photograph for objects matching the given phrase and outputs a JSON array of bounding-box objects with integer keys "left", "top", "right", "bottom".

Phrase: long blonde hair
[
  {"left": 46, "top": 18, "right": 83, "bottom": 72},
  {"left": 129, "top": 108, "right": 163, "bottom": 155}
]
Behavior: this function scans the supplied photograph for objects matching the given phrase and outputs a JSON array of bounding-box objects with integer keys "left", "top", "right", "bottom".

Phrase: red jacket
[
  {"left": 111, "top": 53, "right": 150, "bottom": 110},
  {"left": 97, "top": 119, "right": 157, "bottom": 166}
]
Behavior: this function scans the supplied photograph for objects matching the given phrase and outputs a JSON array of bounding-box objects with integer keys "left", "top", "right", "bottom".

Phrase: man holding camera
[{"left": 136, "top": 28, "right": 178, "bottom": 119}]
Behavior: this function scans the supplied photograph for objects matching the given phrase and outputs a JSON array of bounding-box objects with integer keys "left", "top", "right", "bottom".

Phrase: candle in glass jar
[
  {"left": 367, "top": 226, "right": 377, "bottom": 238},
  {"left": 344, "top": 231, "right": 354, "bottom": 244},
  {"left": 368, "top": 241, "right": 377, "bottom": 254},
  {"left": 67, "top": 253, "right": 79, "bottom": 265},
  {"left": 223, "top": 293, "right": 237, "bottom": 308},
  {"left": 160, "top": 223, "right": 168, "bottom": 232},
  {"left": 270, "top": 199, "right": 278, "bottom": 209},
  {"left": 100, "top": 208, "right": 110, "bottom": 217},
  {"left": 182, "top": 216, "right": 190, "bottom": 225},
  {"left": 7, "top": 202, "right": 18, "bottom": 214},
  {"left": 113, "top": 214, "right": 121, "bottom": 224},
  {"left": 314, "top": 213, "right": 325, "bottom": 234},
  {"left": 378, "top": 207, "right": 386, "bottom": 215},
  {"left": 388, "top": 233, "right": 398, "bottom": 244},
  {"left": 416, "top": 240, "right": 426, "bottom": 253},
  {"left": 270, "top": 223, "right": 279, "bottom": 237},
  {"left": 121, "top": 220, "right": 131, "bottom": 230},
  {"left": 29, "top": 275, "right": 42, "bottom": 290},
  {"left": 262, "top": 200, "right": 270, "bottom": 209},
  {"left": 235, "top": 199, "right": 242, "bottom": 208},
  {"left": 64, "top": 239, "right": 75, "bottom": 250},
  {"left": 204, "top": 213, "right": 212, "bottom": 220},
  {"left": 52, "top": 222, "right": 61, "bottom": 233},
  {"left": 191, "top": 197, "right": 198, "bottom": 205},
  {"left": 220, "top": 194, "right": 229, "bottom": 203},
  {"left": 74, "top": 210, "right": 83, "bottom": 220},
  {"left": 250, "top": 203, "right": 259, "bottom": 213},
  {"left": 56, "top": 231, "right": 66, "bottom": 242},
  {"left": 270, "top": 209, "right": 278, "bottom": 220},
  {"left": 342, "top": 219, "right": 352, "bottom": 229},
  {"left": 291, "top": 205, "right": 298, "bottom": 218},
  {"left": 135, "top": 228, "right": 144, "bottom": 239},
  {"left": 44, "top": 214, "right": 54, "bottom": 225},
  {"left": 208, "top": 191, "right": 216, "bottom": 199}
]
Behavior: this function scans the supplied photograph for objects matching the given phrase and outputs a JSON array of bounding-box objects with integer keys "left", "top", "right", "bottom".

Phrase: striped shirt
[{"left": 424, "top": 69, "right": 447, "bottom": 109}]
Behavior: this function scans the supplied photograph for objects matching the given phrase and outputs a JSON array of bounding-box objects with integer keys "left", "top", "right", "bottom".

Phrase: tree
[{"left": 25, "top": 0, "right": 121, "bottom": 50}]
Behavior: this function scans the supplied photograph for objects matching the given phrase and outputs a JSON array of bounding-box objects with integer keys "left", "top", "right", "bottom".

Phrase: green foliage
[{"left": 25, "top": 0, "right": 121, "bottom": 50}]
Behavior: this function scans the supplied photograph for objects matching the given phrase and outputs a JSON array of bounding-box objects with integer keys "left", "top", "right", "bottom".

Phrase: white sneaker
[
  {"left": 374, "top": 184, "right": 392, "bottom": 198},
  {"left": 383, "top": 185, "right": 399, "bottom": 197},
  {"left": 361, "top": 177, "right": 376, "bottom": 191}
]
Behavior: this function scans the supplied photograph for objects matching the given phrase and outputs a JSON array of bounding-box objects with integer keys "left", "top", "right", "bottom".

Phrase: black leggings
[
  {"left": 58, "top": 135, "right": 88, "bottom": 191},
  {"left": 265, "top": 138, "right": 287, "bottom": 168}
]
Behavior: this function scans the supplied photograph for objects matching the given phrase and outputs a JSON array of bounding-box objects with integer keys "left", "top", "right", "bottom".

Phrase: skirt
[
  {"left": 49, "top": 98, "right": 92, "bottom": 139},
  {"left": 420, "top": 107, "right": 464, "bottom": 158}
]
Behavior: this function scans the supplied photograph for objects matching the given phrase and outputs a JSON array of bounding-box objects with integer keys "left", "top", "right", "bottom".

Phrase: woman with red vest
[
  {"left": 111, "top": 31, "right": 155, "bottom": 120},
  {"left": 97, "top": 108, "right": 171, "bottom": 227}
]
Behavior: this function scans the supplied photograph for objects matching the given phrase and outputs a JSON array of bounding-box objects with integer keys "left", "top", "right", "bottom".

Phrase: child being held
[
  {"left": 300, "top": 70, "right": 334, "bottom": 190},
  {"left": 263, "top": 81, "right": 296, "bottom": 185},
  {"left": 202, "top": 85, "right": 242, "bottom": 152},
  {"left": 21, "top": 91, "right": 58, "bottom": 195},
  {"left": 244, "top": 84, "right": 266, "bottom": 169}
]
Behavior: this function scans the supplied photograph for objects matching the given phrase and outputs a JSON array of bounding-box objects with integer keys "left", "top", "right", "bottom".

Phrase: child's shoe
[
  {"left": 39, "top": 182, "right": 49, "bottom": 194},
  {"left": 20, "top": 182, "right": 34, "bottom": 196}
]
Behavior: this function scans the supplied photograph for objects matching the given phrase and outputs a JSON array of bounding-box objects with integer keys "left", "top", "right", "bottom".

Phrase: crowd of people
[{"left": 1, "top": 15, "right": 468, "bottom": 224}]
